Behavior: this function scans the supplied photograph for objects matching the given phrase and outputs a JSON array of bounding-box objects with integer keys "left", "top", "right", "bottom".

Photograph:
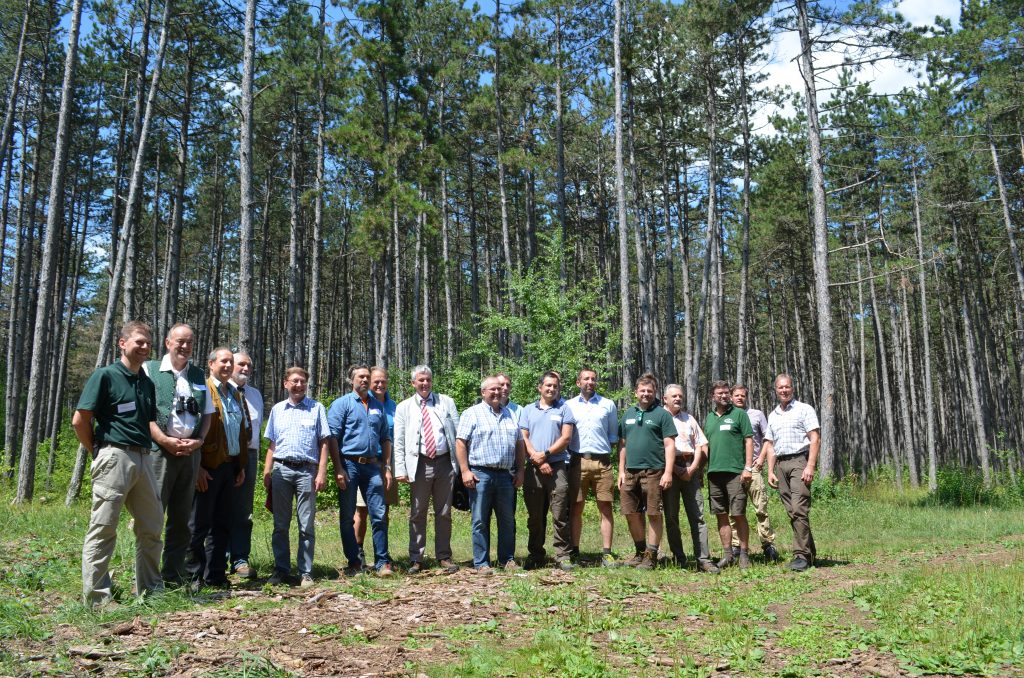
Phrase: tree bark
[
  {"left": 306, "top": 0, "right": 327, "bottom": 391},
  {"left": 0, "top": 0, "right": 31, "bottom": 181},
  {"left": 237, "top": 0, "right": 257, "bottom": 354},
  {"left": 614, "top": 0, "right": 633, "bottom": 388}
]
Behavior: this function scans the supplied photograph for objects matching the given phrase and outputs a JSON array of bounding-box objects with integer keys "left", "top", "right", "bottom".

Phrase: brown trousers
[{"left": 776, "top": 452, "right": 816, "bottom": 561}]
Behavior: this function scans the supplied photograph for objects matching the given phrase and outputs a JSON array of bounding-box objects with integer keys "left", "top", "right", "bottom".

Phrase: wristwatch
[{"left": 744, "top": 466, "right": 754, "bottom": 473}]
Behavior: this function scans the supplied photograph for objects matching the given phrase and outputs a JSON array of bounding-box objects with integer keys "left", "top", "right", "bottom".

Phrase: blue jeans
[
  {"left": 469, "top": 467, "right": 517, "bottom": 568},
  {"left": 271, "top": 462, "right": 317, "bottom": 577},
  {"left": 229, "top": 452, "right": 258, "bottom": 569},
  {"left": 338, "top": 458, "right": 390, "bottom": 568}
]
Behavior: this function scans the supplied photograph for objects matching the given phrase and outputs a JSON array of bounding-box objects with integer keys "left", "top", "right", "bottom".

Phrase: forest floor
[{"left": 1, "top": 484, "right": 1022, "bottom": 676}]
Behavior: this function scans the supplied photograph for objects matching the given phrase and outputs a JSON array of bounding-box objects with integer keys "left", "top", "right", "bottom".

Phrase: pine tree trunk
[
  {"left": 122, "top": 0, "right": 152, "bottom": 322},
  {"left": 0, "top": 0, "right": 31, "bottom": 181},
  {"left": 286, "top": 105, "right": 302, "bottom": 366},
  {"left": 887, "top": 274, "right": 918, "bottom": 487},
  {"left": 305, "top": 0, "right": 326, "bottom": 392},
  {"left": 866, "top": 239, "right": 901, "bottom": 487},
  {"left": 735, "top": 46, "right": 753, "bottom": 385},
  {"left": 237, "top": 0, "right": 257, "bottom": 354},
  {"left": 614, "top": 0, "right": 633, "bottom": 388},
  {"left": 554, "top": 8, "right": 567, "bottom": 287}
]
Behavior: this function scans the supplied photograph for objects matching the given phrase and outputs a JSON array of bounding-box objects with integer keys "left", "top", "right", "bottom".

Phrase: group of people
[{"left": 73, "top": 321, "right": 821, "bottom": 607}]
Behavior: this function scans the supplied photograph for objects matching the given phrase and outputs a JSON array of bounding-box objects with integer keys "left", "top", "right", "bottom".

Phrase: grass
[{"left": 2, "top": 479, "right": 1023, "bottom": 675}]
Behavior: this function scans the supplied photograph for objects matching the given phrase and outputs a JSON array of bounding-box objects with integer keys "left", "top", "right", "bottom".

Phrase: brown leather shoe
[{"left": 439, "top": 559, "right": 459, "bottom": 574}]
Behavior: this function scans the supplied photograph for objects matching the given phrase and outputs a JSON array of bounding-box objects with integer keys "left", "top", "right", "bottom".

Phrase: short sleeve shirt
[
  {"left": 747, "top": 408, "right": 768, "bottom": 456},
  {"left": 77, "top": 361, "right": 156, "bottom": 449},
  {"left": 566, "top": 393, "right": 618, "bottom": 455},
  {"left": 264, "top": 397, "right": 331, "bottom": 464},
  {"left": 457, "top": 402, "right": 522, "bottom": 469},
  {"left": 519, "top": 400, "right": 576, "bottom": 464},
  {"left": 619, "top": 403, "right": 676, "bottom": 470},
  {"left": 671, "top": 411, "right": 708, "bottom": 470},
  {"left": 704, "top": 405, "right": 753, "bottom": 474},
  {"left": 766, "top": 400, "right": 820, "bottom": 458}
]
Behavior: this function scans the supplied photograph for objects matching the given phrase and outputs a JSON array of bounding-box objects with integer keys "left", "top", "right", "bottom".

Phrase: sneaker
[
  {"left": 636, "top": 549, "right": 657, "bottom": 570},
  {"left": 439, "top": 559, "right": 460, "bottom": 574},
  {"left": 738, "top": 551, "right": 751, "bottom": 570},
  {"left": 377, "top": 563, "right": 395, "bottom": 577},
  {"left": 731, "top": 545, "right": 741, "bottom": 559},
  {"left": 234, "top": 562, "right": 256, "bottom": 579},
  {"left": 788, "top": 556, "right": 810, "bottom": 572},
  {"left": 343, "top": 561, "right": 366, "bottom": 577},
  {"left": 601, "top": 552, "right": 618, "bottom": 568},
  {"left": 408, "top": 562, "right": 423, "bottom": 575},
  {"left": 763, "top": 543, "right": 780, "bottom": 562},
  {"left": 475, "top": 565, "right": 494, "bottom": 575},
  {"left": 699, "top": 561, "right": 721, "bottom": 574},
  {"left": 716, "top": 555, "right": 735, "bottom": 570},
  {"left": 556, "top": 559, "right": 575, "bottom": 572},
  {"left": 268, "top": 571, "right": 286, "bottom": 586},
  {"left": 503, "top": 559, "right": 520, "bottom": 572},
  {"left": 299, "top": 574, "right": 315, "bottom": 588}
]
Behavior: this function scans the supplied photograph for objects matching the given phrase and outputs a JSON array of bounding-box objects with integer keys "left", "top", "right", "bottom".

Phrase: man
[
  {"left": 765, "top": 374, "right": 821, "bottom": 572},
  {"left": 263, "top": 367, "right": 334, "bottom": 587},
  {"left": 455, "top": 375, "right": 526, "bottom": 573},
  {"left": 328, "top": 365, "right": 394, "bottom": 576},
  {"left": 188, "top": 348, "right": 249, "bottom": 588},
  {"left": 228, "top": 351, "right": 263, "bottom": 579},
  {"left": 394, "top": 365, "right": 460, "bottom": 574},
  {"left": 661, "top": 384, "right": 719, "bottom": 573},
  {"left": 729, "top": 385, "right": 779, "bottom": 562},
  {"left": 519, "top": 371, "right": 576, "bottom": 570},
  {"left": 704, "top": 380, "right": 754, "bottom": 570},
  {"left": 351, "top": 367, "right": 399, "bottom": 565},
  {"left": 73, "top": 321, "right": 163, "bottom": 608},
  {"left": 495, "top": 372, "right": 521, "bottom": 424},
  {"left": 617, "top": 373, "right": 676, "bottom": 570},
  {"left": 143, "top": 323, "right": 214, "bottom": 585},
  {"left": 566, "top": 368, "right": 618, "bottom": 567}
]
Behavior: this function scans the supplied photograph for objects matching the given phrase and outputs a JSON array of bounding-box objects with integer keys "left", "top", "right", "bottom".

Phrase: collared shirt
[
  {"left": 147, "top": 354, "right": 215, "bottom": 438},
  {"left": 520, "top": 399, "right": 576, "bottom": 464},
  {"left": 566, "top": 392, "right": 618, "bottom": 455},
  {"left": 230, "top": 379, "right": 264, "bottom": 450},
  {"left": 746, "top": 407, "right": 768, "bottom": 456},
  {"left": 506, "top": 401, "right": 522, "bottom": 426},
  {"left": 766, "top": 399, "right": 820, "bottom": 458},
  {"left": 264, "top": 396, "right": 330, "bottom": 464},
  {"left": 457, "top": 401, "right": 522, "bottom": 469},
  {"left": 77, "top": 361, "right": 156, "bottom": 449},
  {"left": 704, "top": 405, "right": 753, "bottom": 474},
  {"left": 212, "top": 378, "right": 242, "bottom": 457},
  {"left": 416, "top": 393, "right": 449, "bottom": 454},
  {"left": 670, "top": 411, "right": 707, "bottom": 469},
  {"left": 619, "top": 402, "right": 676, "bottom": 470},
  {"left": 328, "top": 391, "right": 390, "bottom": 457},
  {"left": 372, "top": 393, "right": 397, "bottom": 457}
]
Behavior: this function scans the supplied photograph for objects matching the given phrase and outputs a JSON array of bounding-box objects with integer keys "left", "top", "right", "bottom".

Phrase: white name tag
[
  {"left": 193, "top": 383, "right": 207, "bottom": 391},
  {"left": 369, "top": 409, "right": 381, "bottom": 416},
  {"left": 302, "top": 419, "right": 315, "bottom": 427},
  {"left": 720, "top": 424, "right": 732, "bottom": 431},
  {"left": 117, "top": 401, "right": 137, "bottom": 414},
  {"left": 625, "top": 418, "right": 636, "bottom": 425},
  {"left": 549, "top": 415, "right": 562, "bottom": 424}
]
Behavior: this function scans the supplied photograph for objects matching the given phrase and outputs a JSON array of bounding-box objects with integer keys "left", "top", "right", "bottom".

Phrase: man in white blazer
[{"left": 394, "top": 364, "right": 461, "bottom": 574}]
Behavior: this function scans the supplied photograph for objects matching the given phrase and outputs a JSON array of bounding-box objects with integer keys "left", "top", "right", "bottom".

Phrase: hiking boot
[
  {"left": 636, "top": 549, "right": 657, "bottom": 570},
  {"left": 234, "top": 562, "right": 256, "bottom": 579},
  {"left": 377, "top": 563, "right": 395, "bottom": 577},
  {"left": 523, "top": 556, "right": 544, "bottom": 571},
  {"left": 716, "top": 554, "right": 735, "bottom": 570},
  {"left": 699, "top": 561, "right": 721, "bottom": 574},
  {"left": 343, "top": 561, "right": 367, "bottom": 577},
  {"left": 731, "top": 545, "right": 741, "bottom": 559},
  {"left": 299, "top": 574, "right": 315, "bottom": 588},
  {"left": 407, "top": 562, "right": 423, "bottom": 575},
  {"left": 556, "top": 559, "right": 575, "bottom": 572},
  {"left": 570, "top": 547, "right": 581, "bottom": 563},
  {"left": 601, "top": 552, "right": 618, "bottom": 568},
  {"left": 503, "top": 559, "right": 520, "bottom": 572},
  {"left": 625, "top": 551, "right": 645, "bottom": 568},
  {"left": 439, "top": 559, "right": 460, "bottom": 574},
  {"left": 788, "top": 556, "right": 810, "bottom": 572},
  {"left": 763, "top": 543, "right": 780, "bottom": 562},
  {"left": 738, "top": 551, "right": 751, "bottom": 570},
  {"left": 475, "top": 565, "right": 494, "bottom": 575},
  {"left": 673, "top": 554, "right": 689, "bottom": 570},
  {"left": 267, "top": 571, "right": 287, "bottom": 586}
]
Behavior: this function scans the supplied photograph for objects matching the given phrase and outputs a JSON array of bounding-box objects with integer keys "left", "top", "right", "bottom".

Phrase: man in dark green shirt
[
  {"left": 703, "top": 380, "right": 754, "bottom": 569},
  {"left": 73, "top": 321, "right": 164, "bottom": 608},
  {"left": 617, "top": 373, "right": 676, "bottom": 569}
]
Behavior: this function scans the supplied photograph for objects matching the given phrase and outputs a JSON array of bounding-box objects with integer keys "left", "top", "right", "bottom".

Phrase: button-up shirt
[
  {"left": 766, "top": 399, "right": 820, "bottom": 458},
  {"left": 264, "top": 396, "right": 330, "bottom": 464},
  {"left": 520, "top": 399, "right": 576, "bottom": 464},
  {"left": 148, "top": 354, "right": 215, "bottom": 438},
  {"left": 212, "top": 378, "right": 242, "bottom": 457},
  {"left": 566, "top": 393, "right": 618, "bottom": 455},
  {"left": 746, "top": 407, "right": 768, "bottom": 456},
  {"left": 417, "top": 393, "right": 449, "bottom": 454},
  {"left": 671, "top": 411, "right": 707, "bottom": 465},
  {"left": 457, "top": 401, "right": 522, "bottom": 469},
  {"left": 230, "top": 379, "right": 264, "bottom": 450},
  {"left": 328, "top": 391, "right": 390, "bottom": 457}
]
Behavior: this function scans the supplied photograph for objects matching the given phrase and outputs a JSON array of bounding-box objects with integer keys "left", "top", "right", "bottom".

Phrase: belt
[
  {"left": 420, "top": 451, "right": 449, "bottom": 458},
  {"left": 345, "top": 455, "right": 380, "bottom": 465},
  {"left": 579, "top": 452, "right": 611, "bottom": 462},
  {"left": 118, "top": 444, "right": 150, "bottom": 455},
  {"left": 471, "top": 465, "right": 511, "bottom": 471},
  {"left": 275, "top": 457, "right": 317, "bottom": 470},
  {"left": 777, "top": 450, "right": 809, "bottom": 459}
]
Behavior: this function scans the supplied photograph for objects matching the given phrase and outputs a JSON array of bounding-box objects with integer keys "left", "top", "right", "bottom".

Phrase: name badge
[
  {"left": 549, "top": 415, "right": 562, "bottom": 424},
  {"left": 720, "top": 424, "right": 732, "bottom": 431},
  {"left": 369, "top": 409, "right": 381, "bottom": 417},
  {"left": 193, "top": 383, "right": 207, "bottom": 391},
  {"left": 302, "top": 419, "right": 315, "bottom": 427},
  {"left": 625, "top": 418, "right": 636, "bottom": 425},
  {"left": 117, "top": 401, "right": 137, "bottom": 414}
]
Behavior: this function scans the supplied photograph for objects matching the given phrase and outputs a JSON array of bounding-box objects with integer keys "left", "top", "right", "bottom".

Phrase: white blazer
[{"left": 394, "top": 392, "right": 460, "bottom": 480}]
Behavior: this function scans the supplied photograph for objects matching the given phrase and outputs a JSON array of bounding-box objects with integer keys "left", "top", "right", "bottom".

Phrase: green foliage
[{"left": 923, "top": 468, "right": 1024, "bottom": 508}]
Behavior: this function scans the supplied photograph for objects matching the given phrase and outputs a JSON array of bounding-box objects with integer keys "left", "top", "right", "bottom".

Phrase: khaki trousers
[
  {"left": 730, "top": 470, "right": 776, "bottom": 547},
  {"left": 776, "top": 453, "right": 816, "bottom": 561},
  {"left": 82, "top": 446, "right": 164, "bottom": 607}
]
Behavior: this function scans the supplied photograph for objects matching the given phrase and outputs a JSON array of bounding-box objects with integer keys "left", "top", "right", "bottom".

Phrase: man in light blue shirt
[
  {"left": 456, "top": 375, "right": 526, "bottom": 572},
  {"left": 328, "top": 364, "right": 394, "bottom": 576},
  {"left": 262, "top": 367, "right": 333, "bottom": 587},
  {"left": 566, "top": 368, "right": 619, "bottom": 566}
]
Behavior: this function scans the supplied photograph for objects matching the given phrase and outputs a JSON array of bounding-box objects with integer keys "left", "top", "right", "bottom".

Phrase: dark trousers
[
  {"left": 522, "top": 461, "right": 572, "bottom": 561},
  {"left": 663, "top": 472, "right": 713, "bottom": 564},
  {"left": 229, "top": 452, "right": 258, "bottom": 568},
  {"left": 776, "top": 453, "right": 816, "bottom": 561},
  {"left": 188, "top": 462, "right": 237, "bottom": 583}
]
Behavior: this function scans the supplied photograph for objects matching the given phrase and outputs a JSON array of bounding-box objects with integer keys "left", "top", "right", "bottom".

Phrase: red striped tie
[{"left": 421, "top": 398, "right": 436, "bottom": 459}]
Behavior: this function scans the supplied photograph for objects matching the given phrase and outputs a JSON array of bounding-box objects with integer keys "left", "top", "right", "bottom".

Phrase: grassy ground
[{"left": 1, "top": 481, "right": 1022, "bottom": 676}]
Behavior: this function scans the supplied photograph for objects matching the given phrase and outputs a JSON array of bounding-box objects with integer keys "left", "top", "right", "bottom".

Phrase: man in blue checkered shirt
[{"left": 455, "top": 375, "right": 526, "bottom": 573}]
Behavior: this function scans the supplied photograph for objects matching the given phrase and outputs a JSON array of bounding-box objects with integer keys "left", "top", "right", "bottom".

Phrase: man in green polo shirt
[
  {"left": 72, "top": 321, "right": 164, "bottom": 608},
  {"left": 617, "top": 373, "right": 676, "bottom": 570},
  {"left": 704, "top": 380, "right": 754, "bottom": 569}
]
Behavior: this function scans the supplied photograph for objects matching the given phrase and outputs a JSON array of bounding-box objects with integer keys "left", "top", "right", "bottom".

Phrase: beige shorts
[{"left": 570, "top": 454, "right": 615, "bottom": 503}]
